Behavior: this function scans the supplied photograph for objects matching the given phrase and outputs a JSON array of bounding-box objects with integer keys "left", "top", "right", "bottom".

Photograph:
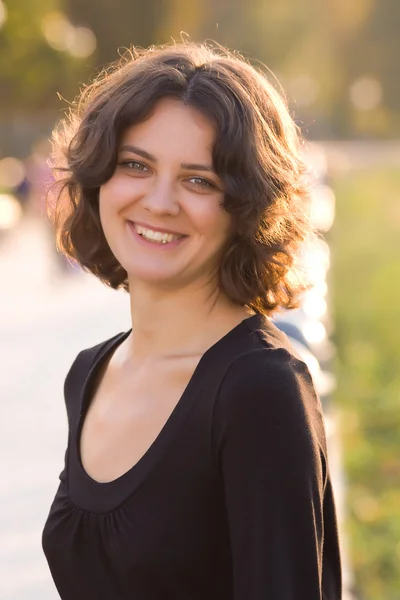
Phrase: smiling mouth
[{"left": 129, "top": 222, "right": 186, "bottom": 244}]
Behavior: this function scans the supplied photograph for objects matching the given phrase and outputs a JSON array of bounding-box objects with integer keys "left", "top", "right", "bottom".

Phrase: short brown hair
[{"left": 48, "top": 41, "right": 314, "bottom": 314}]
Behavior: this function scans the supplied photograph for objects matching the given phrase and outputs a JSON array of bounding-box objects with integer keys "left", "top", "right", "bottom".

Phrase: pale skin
[{"left": 80, "top": 98, "right": 252, "bottom": 483}]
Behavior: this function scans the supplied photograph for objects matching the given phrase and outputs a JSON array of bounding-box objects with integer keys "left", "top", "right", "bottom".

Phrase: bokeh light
[
  {"left": 303, "top": 320, "right": 327, "bottom": 344},
  {"left": 0, "top": 0, "right": 7, "bottom": 29},
  {"left": 290, "top": 74, "right": 320, "bottom": 107},
  {"left": 302, "top": 289, "right": 328, "bottom": 320},
  {"left": 0, "top": 194, "right": 23, "bottom": 229},
  {"left": 0, "top": 157, "right": 26, "bottom": 189},
  {"left": 309, "top": 184, "right": 336, "bottom": 232},
  {"left": 41, "top": 12, "right": 96, "bottom": 57},
  {"left": 350, "top": 77, "right": 383, "bottom": 111},
  {"left": 67, "top": 27, "right": 97, "bottom": 58},
  {"left": 41, "top": 12, "right": 75, "bottom": 52}
]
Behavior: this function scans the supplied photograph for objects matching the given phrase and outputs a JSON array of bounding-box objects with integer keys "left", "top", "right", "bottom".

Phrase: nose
[{"left": 141, "top": 177, "right": 180, "bottom": 217}]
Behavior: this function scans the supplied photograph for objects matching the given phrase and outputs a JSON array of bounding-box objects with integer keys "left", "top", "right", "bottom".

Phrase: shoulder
[
  {"left": 63, "top": 330, "right": 129, "bottom": 396},
  {"left": 221, "top": 313, "right": 322, "bottom": 414},
  {"left": 219, "top": 346, "right": 316, "bottom": 418},
  {"left": 213, "top": 343, "right": 327, "bottom": 460}
]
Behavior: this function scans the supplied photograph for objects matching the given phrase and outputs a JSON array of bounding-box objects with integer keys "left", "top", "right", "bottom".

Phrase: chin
[{"left": 125, "top": 265, "right": 181, "bottom": 287}]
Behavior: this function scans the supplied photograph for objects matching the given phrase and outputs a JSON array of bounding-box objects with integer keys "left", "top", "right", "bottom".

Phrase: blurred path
[
  {"left": 0, "top": 216, "right": 352, "bottom": 599},
  {"left": 1, "top": 216, "right": 130, "bottom": 599}
]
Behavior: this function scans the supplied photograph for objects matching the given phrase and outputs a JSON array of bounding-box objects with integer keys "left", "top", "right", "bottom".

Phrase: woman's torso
[
  {"left": 42, "top": 316, "right": 256, "bottom": 599},
  {"left": 42, "top": 313, "right": 341, "bottom": 600}
]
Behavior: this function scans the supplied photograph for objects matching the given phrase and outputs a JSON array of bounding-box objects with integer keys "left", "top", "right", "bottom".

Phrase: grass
[{"left": 330, "top": 167, "right": 400, "bottom": 600}]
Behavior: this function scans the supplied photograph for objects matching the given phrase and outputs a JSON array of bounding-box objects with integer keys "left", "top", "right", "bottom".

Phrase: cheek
[
  {"left": 99, "top": 179, "right": 115, "bottom": 209},
  {"left": 186, "top": 195, "right": 231, "bottom": 238},
  {"left": 98, "top": 182, "right": 123, "bottom": 239},
  {"left": 202, "top": 206, "right": 232, "bottom": 243},
  {"left": 99, "top": 176, "right": 142, "bottom": 215},
  {"left": 98, "top": 186, "right": 111, "bottom": 233}
]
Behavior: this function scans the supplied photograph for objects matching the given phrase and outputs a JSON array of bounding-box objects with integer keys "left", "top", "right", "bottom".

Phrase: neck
[{"left": 124, "top": 278, "right": 251, "bottom": 363}]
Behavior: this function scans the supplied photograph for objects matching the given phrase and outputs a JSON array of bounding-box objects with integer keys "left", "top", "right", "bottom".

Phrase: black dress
[{"left": 42, "top": 313, "right": 342, "bottom": 599}]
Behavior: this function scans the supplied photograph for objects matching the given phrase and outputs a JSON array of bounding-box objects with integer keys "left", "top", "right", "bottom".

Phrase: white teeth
[{"left": 134, "top": 224, "right": 182, "bottom": 244}]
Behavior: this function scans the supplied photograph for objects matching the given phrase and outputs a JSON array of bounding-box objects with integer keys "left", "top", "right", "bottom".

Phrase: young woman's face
[{"left": 99, "top": 98, "right": 232, "bottom": 291}]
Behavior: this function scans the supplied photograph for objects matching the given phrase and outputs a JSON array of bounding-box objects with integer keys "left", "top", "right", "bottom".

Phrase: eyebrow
[{"left": 119, "top": 144, "right": 216, "bottom": 174}]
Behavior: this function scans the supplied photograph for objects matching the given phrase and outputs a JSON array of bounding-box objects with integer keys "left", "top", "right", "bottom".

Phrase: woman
[{"left": 42, "top": 41, "right": 342, "bottom": 599}]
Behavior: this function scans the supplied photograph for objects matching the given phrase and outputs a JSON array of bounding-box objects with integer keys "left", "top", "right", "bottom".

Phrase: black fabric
[{"left": 42, "top": 313, "right": 342, "bottom": 599}]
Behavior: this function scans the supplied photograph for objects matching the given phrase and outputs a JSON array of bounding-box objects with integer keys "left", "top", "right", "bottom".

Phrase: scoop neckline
[{"left": 68, "top": 312, "right": 263, "bottom": 513}]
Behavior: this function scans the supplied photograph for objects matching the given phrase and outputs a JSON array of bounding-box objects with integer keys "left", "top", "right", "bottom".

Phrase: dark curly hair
[{"left": 48, "top": 41, "right": 314, "bottom": 315}]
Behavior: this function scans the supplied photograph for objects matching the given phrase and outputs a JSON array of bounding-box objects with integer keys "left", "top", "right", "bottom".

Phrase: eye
[
  {"left": 188, "top": 176, "right": 216, "bottom": 190},
  {"left": 119, "top": 160, "right": 150, "bottom": 172}
]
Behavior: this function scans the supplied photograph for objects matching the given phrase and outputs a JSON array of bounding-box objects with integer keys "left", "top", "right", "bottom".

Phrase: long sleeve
[{"left": 212, "top": 347, "right": 340, "bottom": 600}]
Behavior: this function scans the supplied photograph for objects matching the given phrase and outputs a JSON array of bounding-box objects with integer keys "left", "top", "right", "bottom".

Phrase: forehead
[{"left": 119, "top": 98, "right": 215, "bottom": 160}]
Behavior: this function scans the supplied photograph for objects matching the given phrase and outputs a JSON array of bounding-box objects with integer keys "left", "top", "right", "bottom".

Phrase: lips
[
  {"left": 134, "top": 223, "right": 182, "bottom": 244},
  {"left": 126, "top": 221, "right": 188, "bottom": 248},
  {"left": 128, "top": 220, "right": 186, "bottom": 237}
]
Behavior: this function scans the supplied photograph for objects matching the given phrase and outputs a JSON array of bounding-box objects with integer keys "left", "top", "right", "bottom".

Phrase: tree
[
  {"left": 0, "top": 0, "right": 91, "bottom": 111},
  {"left": 63, "top": 0, "right": 166, "bottom": 67}
]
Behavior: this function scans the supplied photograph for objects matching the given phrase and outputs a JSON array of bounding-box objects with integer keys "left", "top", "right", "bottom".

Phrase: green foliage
[
  {"left": 0, "top": 0, "right": 92, "bottom": 111},
  {"left": 1, "top": 0, "right": 400, "bottom": 137},
  {"left": 63, "top": 0, "right": 165, "bottom": 69},
  {"left": 331, "top": 167, "right": 400, "bottom": 600},
  {"left": 156, "top": 0, "right": 400, "bottom": 138}
]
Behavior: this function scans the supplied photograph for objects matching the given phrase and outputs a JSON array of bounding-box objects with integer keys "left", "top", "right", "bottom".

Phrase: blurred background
[{"left": 1, "top": 1, "right": 399, "bottom": 599}]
